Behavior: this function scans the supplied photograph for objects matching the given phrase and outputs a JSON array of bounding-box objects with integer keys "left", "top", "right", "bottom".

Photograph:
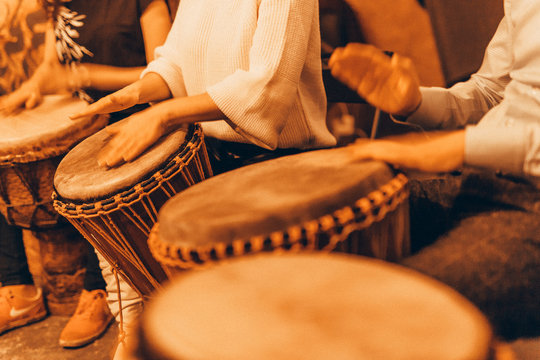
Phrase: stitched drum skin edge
[
  {"left": 52, "top": 124, "right": 206, "bottom": 218},
  {"left": 148, "top": 173, "right": 409, "bottom": 270},
  {"left": 0, "top": 114, "right": 109, "bottom": 164}
]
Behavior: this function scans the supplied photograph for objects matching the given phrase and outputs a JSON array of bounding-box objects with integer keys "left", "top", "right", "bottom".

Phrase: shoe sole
[
  {"left": 0, "top": 308, "right": 48, "bottom": 335},
  {"left": 59, "top": 315, "right": 115, "bottom": 348}
]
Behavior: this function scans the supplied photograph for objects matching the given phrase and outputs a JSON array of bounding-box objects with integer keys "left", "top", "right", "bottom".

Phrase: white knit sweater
[{"left": 143, "top": 0, "right": 336, "bottom": 150}]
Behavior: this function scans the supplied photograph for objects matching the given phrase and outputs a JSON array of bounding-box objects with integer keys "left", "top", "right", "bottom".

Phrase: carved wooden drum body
[
  {"left": 149, "top": 147, "right": 410, "bottom": 274},
  {"left": 136, "top": 254, "right": 493, "bottom": 360},
  {"left": 53, "top": 123, "right": 212, "bottom": 298},
  {"left": 0, "top": 95, "right": 107, "bottom": 228}
]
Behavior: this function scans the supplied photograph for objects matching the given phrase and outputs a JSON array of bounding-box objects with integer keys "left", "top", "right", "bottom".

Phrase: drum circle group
[{"left": 2, "top": 95, "right": 497, "bottom": 358}]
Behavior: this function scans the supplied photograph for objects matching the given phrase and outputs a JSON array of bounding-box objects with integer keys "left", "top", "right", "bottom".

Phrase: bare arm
[{"left": 0, "top": 0, "right": 171, "bottom": 112}]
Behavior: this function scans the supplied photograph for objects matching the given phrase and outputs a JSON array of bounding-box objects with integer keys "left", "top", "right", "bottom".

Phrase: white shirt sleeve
[
  {"left": 407, "top": 16, "right": 512, "bottom": 131},
  {"left": 406, "top": 15, "right": 540, "bottom": 177},
  {"left": 205, "top": 0, "right": 318, "bottom": 149}
]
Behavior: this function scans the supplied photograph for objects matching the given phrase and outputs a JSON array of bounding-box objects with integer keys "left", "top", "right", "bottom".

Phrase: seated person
[
  {"left": 328, "top": 0, "right": 540, "bottom": 340},
  {"left": 70, "top": 0, "right": 336, "bottom": 175}
]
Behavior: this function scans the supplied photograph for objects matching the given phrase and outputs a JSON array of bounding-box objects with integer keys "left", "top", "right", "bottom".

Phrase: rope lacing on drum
[{"left": 148, "top": 173, "right": 410, "bottom": 270}]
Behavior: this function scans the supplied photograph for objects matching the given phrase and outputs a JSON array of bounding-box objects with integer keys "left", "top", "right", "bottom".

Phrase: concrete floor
[{"left": 0, "top": 315, "right": 118, "bottom": 360}]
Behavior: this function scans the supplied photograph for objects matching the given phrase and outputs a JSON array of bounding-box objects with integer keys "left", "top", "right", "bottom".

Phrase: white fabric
[
  {"left": 408, "top": 0, "right": 540, "bottom": 177},
  {"left": 142, "top": 0, "right": 336, "bottom": 150},
  {"left": 94, "top": 250, "right": 143, "bottom": 330}
]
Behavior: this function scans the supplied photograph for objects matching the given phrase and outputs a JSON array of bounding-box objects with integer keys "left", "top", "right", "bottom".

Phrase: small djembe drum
[
  {"left": 53, "top": 122, "right": 212, "bottom": 298},
  {"left": 135, "top": 253, "right": 494, "bottom": 360},
  {"left": 0, "top": 95, "right": 107, "bottom": 314},
  {"left": 0, "top": 94, "right": 107, "bottom": 228},
  {"left": 148, "top": 147, "right": 410, "bottom": 274}
]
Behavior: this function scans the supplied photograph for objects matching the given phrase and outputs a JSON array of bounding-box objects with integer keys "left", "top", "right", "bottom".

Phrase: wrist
[
  {"left": 393, "top": 97, "right": 422, "bottom": 120},
  {"left": 66, "top": 63, "right": 91, "bottom": 92}
]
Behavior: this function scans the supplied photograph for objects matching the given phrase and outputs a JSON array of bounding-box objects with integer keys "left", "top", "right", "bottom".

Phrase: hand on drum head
[
  {"left": 0, "top": 82, "right": 43, "bottom": 115},
  {"left": 347, "top": 130, "right": 465, "bottom": 173},
  {"left": 70, "top": 84, "right": 140, "bottom": 121},
  {"left": 328, "top": 43, "right": 422, "bottom": 117},
  {"left": 97, "top": 110, "right": 166, "bottom": 168}
]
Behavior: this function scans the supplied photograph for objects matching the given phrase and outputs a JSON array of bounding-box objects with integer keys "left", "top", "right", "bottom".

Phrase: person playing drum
[
  {"left": 0, "top": 0, "right": 171, "bottom": 351},
  {"left": 328, "top": 0, "right": 540, "bottom": 340},
  {"left": 71, "top": 0, "right": 337, "bottom": 175}
]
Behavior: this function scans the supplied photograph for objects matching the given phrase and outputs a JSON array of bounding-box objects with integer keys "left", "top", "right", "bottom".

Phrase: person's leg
[
  {"left": 0, "top": 215, "right": 46, "bottom": 334},
  {"left": 0, "top": 216, "right": 33, "bottom": 287},
  {"left": 59, "top": 240, "right": 113, "bottom": 347},
  {"left": 402, "top": 209, "right": 540, "bottom": 339},
  {"left": 95, "top": 250, "right": 144, "bottom": 360},
  {"left": 402, "top": 170, "right": 540, "bottom": 340}
]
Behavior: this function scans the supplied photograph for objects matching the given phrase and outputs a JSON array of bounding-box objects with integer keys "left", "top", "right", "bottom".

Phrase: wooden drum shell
[{"left": 53, "top": 125, "right": 212, "bottom": 298}]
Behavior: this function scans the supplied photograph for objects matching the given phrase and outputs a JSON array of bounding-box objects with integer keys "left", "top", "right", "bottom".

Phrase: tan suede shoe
[
  {"left": 59, "top": 289, "right": 114, "bottom": 348},
  {"left": 0, "top": 285, "right": 47, "bottom": 335}
]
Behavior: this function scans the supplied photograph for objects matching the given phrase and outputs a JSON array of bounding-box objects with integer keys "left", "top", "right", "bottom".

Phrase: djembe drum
[
  {"left": 135, "top": 253, "right": 494, "bottom": 360},
  {"left": 148, "top": 147, "right": 410, "bottom": 274},
  {"left": 53, "top": 122, "right": 212, "bottom": 298},
  {"left": 0, "top": 94, "right": 107, "bottom": 313},
  {"left": 0, "top": 94, "right": 107, "bottom": 228}
]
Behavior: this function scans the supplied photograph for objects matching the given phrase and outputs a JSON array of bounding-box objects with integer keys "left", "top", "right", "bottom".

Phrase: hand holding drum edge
[{"left": 328, "top": 43, "right": 422, "bottom": 117}]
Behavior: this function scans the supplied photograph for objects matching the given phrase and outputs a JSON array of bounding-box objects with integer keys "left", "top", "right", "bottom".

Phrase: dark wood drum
[
  {"left": 53, "top": 123, "right": 212, "bottom": 298},
  {"left": 0, "top": 94, "right": 107, "bottom": 228},
  {"left": 148, "top": 147, "right": 410, "bottom": 274},
  {"left": 135, "top": 253, "right": 494, "bottom": 360}
]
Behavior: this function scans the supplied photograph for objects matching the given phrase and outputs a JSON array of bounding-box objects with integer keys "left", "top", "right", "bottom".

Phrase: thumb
[{"left": 24, "top": 89, "right": 42, "bottom": 109}]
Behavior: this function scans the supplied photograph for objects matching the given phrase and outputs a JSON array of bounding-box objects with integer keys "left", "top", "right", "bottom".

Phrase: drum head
[
  {"left": 141, "top": 253, "right": 492, "bottom": 360},
  {"left": 158, "top": 147, "right": 394, "bottom": 247},
  {"left": 0, "top": 95, "right": 106, "bottom": 162},
  {"left": 54, "top": 121, "right": 189, "bottom": 201}
]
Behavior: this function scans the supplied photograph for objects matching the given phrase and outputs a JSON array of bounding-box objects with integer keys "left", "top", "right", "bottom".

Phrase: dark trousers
[
  {"left": 0, "top": 215, "right": 106, "bottom": 291},
  {"left": 204, "top": 137, "right": 303, "bottom": 175},
  {"left": 401, "top": 169, "right": 540, "bottom": 340}
]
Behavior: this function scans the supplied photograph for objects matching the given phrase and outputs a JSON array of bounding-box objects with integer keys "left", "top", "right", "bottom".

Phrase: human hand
[
  {"left": 347, "top": 130, "right": 465, "bottom": 173},
  {"left": 70, "top": 83, "right": 141, "bottom": 121},
  {"left": 97, "top": 109, "right": 166, "bottom": 168},
  {"left": 329, "top": 43, "right": 422, "bottom": 116},
  {"left": 0, "top": 61, "right": 76, "bottom": 114},
  {"left": 0, "top": 81, "right": 43, "bottom": 114}
]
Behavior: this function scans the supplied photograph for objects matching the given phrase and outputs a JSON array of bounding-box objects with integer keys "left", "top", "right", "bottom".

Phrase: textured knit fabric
[
  {"left": 143, "top": 0, "right": 336, "bottom": 150},
  {"left": 407, "top": 0, "right": 540, "bottom": 178},
  {"left": 402, "top": 169, "right": 540, "bottom": 339}
]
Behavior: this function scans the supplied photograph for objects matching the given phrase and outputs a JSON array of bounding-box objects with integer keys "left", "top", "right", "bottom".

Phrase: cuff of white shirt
[
  {"left": 407, "top": 87, "right": 452, "bottom": 129},
  {"left": 464, "top": 124, "right": 526, "bottom": 174},
  {"left": 141, "top": 58, "right": 187, "bottom": 98}
]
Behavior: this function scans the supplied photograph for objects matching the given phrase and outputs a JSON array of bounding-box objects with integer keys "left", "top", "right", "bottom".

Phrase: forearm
[
  {"left": 150, "top": 93, "right": 225, "bottom": 132},
  {"left": 80, "top": 64, "right": 146, "bottom": 91}
]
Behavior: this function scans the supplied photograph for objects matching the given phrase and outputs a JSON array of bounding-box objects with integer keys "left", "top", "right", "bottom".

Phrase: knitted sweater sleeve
[{"left": 205, "top": 0, "right": 318, "bottom": 149}]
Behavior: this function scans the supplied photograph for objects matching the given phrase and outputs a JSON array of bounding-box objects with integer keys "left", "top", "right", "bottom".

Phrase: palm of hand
[
  {"left": 329, "top": 44, "right": 421, "bottom": 116},
  {"left": 98, "top": 112, "right": 164, "bottom": 168}
]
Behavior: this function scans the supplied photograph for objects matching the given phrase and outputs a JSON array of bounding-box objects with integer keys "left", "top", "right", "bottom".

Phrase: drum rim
[
  {"left": 52, "top": 124, "right": 203, "bottom": 216},
  {"left": 137, "top": 253, "right": 494, "bottom": 360},
  {"left": 148, "top": 173, "right": 409, "bottom": 269},
  {"left": 0, "top": 113, "right": 108, "bottom": 164}
]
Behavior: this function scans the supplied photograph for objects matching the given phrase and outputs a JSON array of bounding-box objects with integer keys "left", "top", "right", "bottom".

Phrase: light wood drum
[
  {"left": 136, "top": 253, "right": 493, "bottom": 360},
  {"left": 0, "top": 94, "right": 107, "bottom": 228}
]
